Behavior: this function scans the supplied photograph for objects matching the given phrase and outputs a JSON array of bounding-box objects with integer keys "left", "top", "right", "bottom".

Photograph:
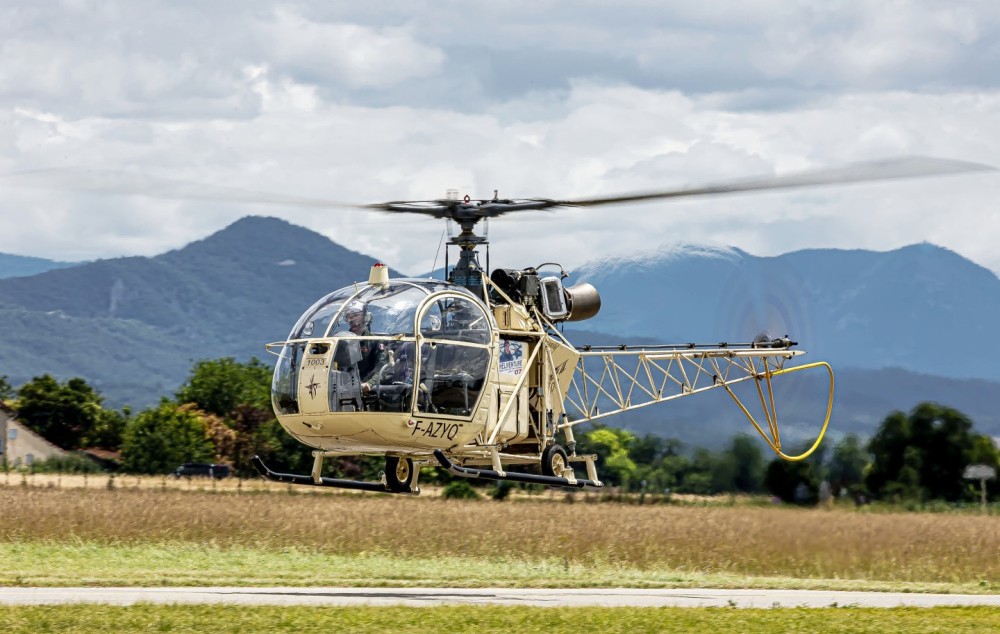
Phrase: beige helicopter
[
  {"left": 259, "top": 258, "right": 819, "bottom": 494},
  {"left": 243, "top": 156, "right": 995, "bottom": 494}
]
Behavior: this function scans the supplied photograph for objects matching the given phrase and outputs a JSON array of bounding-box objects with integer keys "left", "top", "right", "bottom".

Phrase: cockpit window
[
  {"left": 329, "top": 284, "right": 428, "bottom": 337},
  {"left": 288, "top": 286, "right": 362, "bottom": 339},
  {"left": 422, "top": 296, "right": 490, "bottom": 345},
  {"left": 412, "top": 294, "right": 491, "bottom": 417},
  {"left": 287, "top": 280, "right": 492, "bottom": 342}
]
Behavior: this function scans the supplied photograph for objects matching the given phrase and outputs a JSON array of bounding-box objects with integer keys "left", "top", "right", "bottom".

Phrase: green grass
[
  {"left": 1, "top": 540, "right": 996, "bottom": 594},
  {"left": 0, "top": 605, "right": 999, "bottom": 633}
]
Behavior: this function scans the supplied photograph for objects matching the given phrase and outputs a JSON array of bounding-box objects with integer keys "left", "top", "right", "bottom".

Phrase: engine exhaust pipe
[{"left": 565, "top": 283, "right": 601, "bottom": 322}]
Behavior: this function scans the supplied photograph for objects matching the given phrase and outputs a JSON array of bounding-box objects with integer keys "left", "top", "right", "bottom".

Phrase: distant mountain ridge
[
  {"left": 0, "top": 216, "right": 388, "bottom": 405},
  {"left": 574, "top": 241, "right": 1000, "bottom": 381},
  {"left": 0, "top": 253, "right": 76, "bottom": 279},
  {"left": 1, "top": 216, "right": 998, "bottom": 444}
]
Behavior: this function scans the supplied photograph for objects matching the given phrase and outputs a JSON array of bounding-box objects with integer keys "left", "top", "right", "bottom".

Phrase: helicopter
[
  {"left": 237, "top": 156, "right": 995, "bottom": 494},
  {"left": 5, "top": 156, "right": 993, "bottom": 493}
]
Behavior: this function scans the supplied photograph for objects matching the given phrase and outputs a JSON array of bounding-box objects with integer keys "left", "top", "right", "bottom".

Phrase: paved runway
[{"left": 2, "top": 587, "right": 999, "bottom": 608}]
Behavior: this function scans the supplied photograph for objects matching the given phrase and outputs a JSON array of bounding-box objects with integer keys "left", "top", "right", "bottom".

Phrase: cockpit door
[{"left": 297, "top": 345, "right": 331, "bottom": 414}]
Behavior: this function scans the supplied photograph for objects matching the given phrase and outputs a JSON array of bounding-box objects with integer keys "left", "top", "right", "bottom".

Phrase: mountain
[
  {"left": 0, "top": 216, "right": 388, "bottom": 406},
  {"left": 0, "top": 253, "right": 76, "bottom": 279},
  {"left": 573, "top": 242, "right": 1000, "bottom": 381},
  {"left": 2, "top": 217, "right": 999, "bottom": 445}
]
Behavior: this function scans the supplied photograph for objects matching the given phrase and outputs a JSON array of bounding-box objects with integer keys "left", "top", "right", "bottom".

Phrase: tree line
[{"left": 2, "top": 362, "right": 998, "bottom": 504}]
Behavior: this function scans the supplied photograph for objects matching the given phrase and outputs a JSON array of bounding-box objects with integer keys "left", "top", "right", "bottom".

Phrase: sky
[{"left": 2, "top": 1, "right": 1000, "bottom": 277}]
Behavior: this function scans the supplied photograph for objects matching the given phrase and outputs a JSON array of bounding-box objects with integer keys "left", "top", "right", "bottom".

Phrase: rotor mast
[
  {"left": 369, "top": 192, "right": 552, "bottom": 294},
  {"left": 447, "top": 215, "right": 488, "bottom": 292}
]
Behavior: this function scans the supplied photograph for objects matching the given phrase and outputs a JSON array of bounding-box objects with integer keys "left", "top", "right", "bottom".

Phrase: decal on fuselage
[
  {"left": 499, "top": 339, "right": 524, "bottom": 376},
  {"left": 409, "top": 420, "right": 461, "bottom": 440}
]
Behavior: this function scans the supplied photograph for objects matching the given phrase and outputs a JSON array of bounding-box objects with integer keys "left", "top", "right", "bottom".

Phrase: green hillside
[{"left": 0, "top": 216, "right": 391, "bottom": 407}]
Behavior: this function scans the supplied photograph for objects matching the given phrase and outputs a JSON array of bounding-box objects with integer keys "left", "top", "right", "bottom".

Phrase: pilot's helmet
[
  {"left": 345, "top": 300, "right": 365, "bottom": 316},
  {"left": 345, "top": 300, "right": 368, "bottom": 331}
]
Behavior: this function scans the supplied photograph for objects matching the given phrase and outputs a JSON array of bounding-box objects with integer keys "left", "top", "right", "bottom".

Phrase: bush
[
  {"left": 120, "top": 401, "right": 215, "bottom": 474},
  {"left": 490, "top": 481, "right": 513, "bottom": 501},
  {"left": 24, "top": 453, "right": 104, "bottom": 474},
  {"left": 442, "top": 479, "right": 480, "bottom": 500}
]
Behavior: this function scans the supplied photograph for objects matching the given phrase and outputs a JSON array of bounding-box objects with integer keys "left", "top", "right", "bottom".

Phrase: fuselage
[{"left": 269, "top": 278, "right": 498, "bottom": 455}]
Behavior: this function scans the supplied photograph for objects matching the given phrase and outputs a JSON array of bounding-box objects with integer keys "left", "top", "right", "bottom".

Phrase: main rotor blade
[
  {"left": 1, "top": 167, "right": 358, "bottom": 209},
  {"left": 4, "top": 156, "right": 993, "bottom": 219},
  {"left": 544, "top": 156, "right": 996, "bottom": 208}
]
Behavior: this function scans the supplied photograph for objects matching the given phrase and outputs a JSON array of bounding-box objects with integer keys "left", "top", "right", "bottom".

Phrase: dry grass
[
  {"left": 2, "top": 484, "right": 999, "bottom": 584},
  {"left": 0, "top": 471, "right": 356, "bottom": 495}
]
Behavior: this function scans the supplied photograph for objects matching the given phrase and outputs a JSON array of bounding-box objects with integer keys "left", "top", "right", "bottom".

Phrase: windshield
[
  {"left": 329, "top": 284, "right": 429, "bottom": 337},
  {"left": 288, "top": 286, "right": 364, "bottom": 339},
  {"left": 287, "top": 280, "right": 486, "bottom": 342}
]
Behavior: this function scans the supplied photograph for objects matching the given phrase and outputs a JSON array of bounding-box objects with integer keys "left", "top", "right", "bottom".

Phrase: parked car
[{"left": 173, "top": 462, "right": 230, "bottom": 479}]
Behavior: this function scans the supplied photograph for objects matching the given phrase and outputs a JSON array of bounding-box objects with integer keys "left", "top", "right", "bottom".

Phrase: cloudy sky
[{"left": 2, "top": 1, "right": 999, "bottom": 277}]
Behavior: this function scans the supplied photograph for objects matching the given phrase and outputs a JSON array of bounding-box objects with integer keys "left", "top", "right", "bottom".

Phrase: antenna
[{"left": 431, "top": 228, "right": 446, "bottom": 279}]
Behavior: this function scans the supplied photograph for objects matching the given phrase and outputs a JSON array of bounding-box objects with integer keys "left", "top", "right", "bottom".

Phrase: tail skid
[{"left": 721, "top": 361, "right": 834, "bottom": 461}]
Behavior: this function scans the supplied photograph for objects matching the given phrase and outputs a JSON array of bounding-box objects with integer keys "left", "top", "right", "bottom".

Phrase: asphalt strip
[{"left": 1, "top": 588, "right": 999, "bottom": 608}]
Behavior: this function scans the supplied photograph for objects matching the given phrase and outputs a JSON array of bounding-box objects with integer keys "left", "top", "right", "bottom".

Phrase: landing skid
[
  {"left": 250, "top": 455, "right": 419, "bottom": 494},
  {"left": 433, "top": 450, "right": 603, "bottom": 489}
]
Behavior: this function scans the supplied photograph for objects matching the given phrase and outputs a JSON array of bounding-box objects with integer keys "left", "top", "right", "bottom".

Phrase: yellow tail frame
[
  {"left": 720, "top": 361, "right": 834, "bottom": 461},
  {"left": 562, "top": 342, "right": 833, "bottom": 462}
]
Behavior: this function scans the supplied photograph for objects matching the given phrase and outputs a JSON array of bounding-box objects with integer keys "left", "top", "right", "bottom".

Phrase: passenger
[{"left": 364, "top": 341, "right": 414, "bottom": 394}]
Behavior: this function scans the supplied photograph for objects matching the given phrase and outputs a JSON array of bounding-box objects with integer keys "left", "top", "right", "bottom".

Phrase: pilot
[
  {"left": 364, "top": 341, "right": 413, "bottom": 395},
  {"left": 345, "top": 301, "right": 370, "bottom": 337},
  {"left": 343, "top": 301, "right": 382, "bottom": 390}
]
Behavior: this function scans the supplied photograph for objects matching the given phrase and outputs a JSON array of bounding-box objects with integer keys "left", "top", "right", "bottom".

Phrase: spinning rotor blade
[
  {"left": 1, "top": 167, "right": 357, "bottom": 209},
  {"left": 4, "top": 156, "right": 993, "bottom": 220},
  {"left": 540, "top": 156, "right": 996, "bottom": 209}
]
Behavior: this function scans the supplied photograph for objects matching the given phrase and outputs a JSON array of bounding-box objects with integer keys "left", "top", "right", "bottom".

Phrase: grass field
[
  {"left": 2, "top": 484, "right": 999, "bottom": 591},
  {"left": 1, "top": 605, "right": 999, "bottom": 633},
  {"left": 4, "top": 482, "right": 999, "bottom": 631}
]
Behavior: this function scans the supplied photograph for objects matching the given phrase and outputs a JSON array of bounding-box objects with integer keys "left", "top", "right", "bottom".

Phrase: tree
[
  {"left": 725, "top": 434, "right": 765, "bottom": 493},
  {"left": 683, "top": 448, "right": 718, "bottom": 494},
  {"left": 175, "top": 357, "right": 271, "bottom": 418},
  {"left": 16, "top": 375, "right": 104, "bottom": 449},
  {"left": 827, "top": 433, "right": 868, "bottom": 495},
  {"left": 174, "top": 357, "right": 307, "bottom": 476},
  {"left": 657, "top": 451, "right": 692, "bottom": 491},
  {"left": 120, "top": 401, "right": 215, "bottom": 474},
  {"left": 83, "top": 406, "right": 131, "bottom": 450},
  {"left": 630, "top": 433, "right": 667, "bottom": 465},
  {"left": 0, "top": 375, "right": 13, "bottom": 401},
  {"left": 864, "top": 410, "right": 910, "bottom": 498},
  {"left": 765, "top": 454, "right": 819, "bottom": 504},
  {"left": 865, "top": 402, "right": 987, "bottom": 502},
  {"left": 577, "top": 426, "right": 637, "bottom": 488}
]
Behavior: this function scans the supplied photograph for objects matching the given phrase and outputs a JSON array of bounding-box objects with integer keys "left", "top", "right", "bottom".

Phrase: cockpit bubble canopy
[{"left": 288, "top": 279, "right": 491, "bottom": 340}]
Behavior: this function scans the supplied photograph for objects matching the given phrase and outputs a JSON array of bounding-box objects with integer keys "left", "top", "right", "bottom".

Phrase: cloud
[
  {"left": 0, "top": 3, "right": 261, "bottom": 119},
  {"left": 0, "top": 1, "right": 998, "bottom": 281},
  {"left": 261, "top": 7, "right": 445, "bottom": 90}
]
